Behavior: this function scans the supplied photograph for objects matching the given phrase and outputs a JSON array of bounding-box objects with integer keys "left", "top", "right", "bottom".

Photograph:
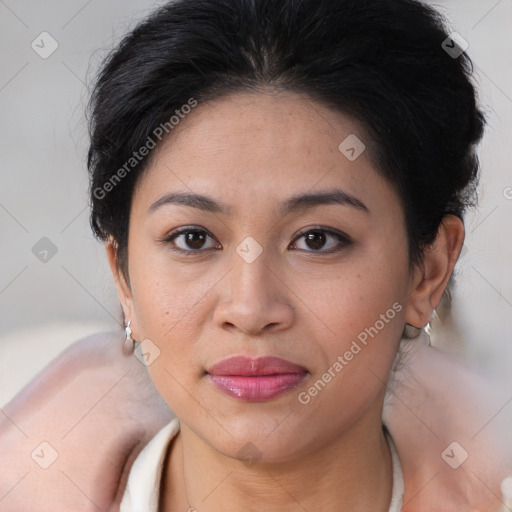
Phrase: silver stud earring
[{"left": 123, "top": 320, "right": 136, "bottom": 354}]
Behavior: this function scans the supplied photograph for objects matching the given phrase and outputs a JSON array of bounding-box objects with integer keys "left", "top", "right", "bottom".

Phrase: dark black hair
[{"left": 87, "top": 0, "right": 485, "bottom": 281}]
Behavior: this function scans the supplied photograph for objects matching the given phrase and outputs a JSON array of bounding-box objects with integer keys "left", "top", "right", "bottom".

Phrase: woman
[{"left": 1, "top": 0, "right": 511, "bottom": 510}]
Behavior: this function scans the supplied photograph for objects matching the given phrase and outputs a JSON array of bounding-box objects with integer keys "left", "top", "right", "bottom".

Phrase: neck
[{"left": 162, "top": 396, "right": 393, "bottom": 512}]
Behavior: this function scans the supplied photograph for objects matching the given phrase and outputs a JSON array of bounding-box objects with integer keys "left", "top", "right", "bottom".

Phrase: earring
[
  {"left": 123, "top": 320, "right": 136, "bottom": 354},
  {"left": 402, "top": 323, "right": 422, "bottom": 340}
]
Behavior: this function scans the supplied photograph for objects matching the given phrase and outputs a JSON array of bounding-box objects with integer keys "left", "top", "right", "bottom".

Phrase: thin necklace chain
[
  {"left": 174, "top": 425, "right": 396, "bottom": 511},
  {"left": 182, "top": 440, "right": 194, "bottom": 511}
]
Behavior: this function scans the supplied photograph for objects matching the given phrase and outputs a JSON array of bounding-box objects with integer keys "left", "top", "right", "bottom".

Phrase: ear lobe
[
  {"left": 404, "top": 215, "right": 465, "bottom": 328},
  {"left": 105, "top": 238, "right": 133, "bottom": 318}
]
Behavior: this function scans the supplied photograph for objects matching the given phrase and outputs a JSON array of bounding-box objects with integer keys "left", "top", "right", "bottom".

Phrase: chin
[{"left": 203, "top": 414, "right": 325, "bottom": 466}]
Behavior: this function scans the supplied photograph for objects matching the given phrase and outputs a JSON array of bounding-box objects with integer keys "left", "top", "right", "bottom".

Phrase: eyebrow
[{"left": 147, "top": 188, "right": 369, "bottom": 216}]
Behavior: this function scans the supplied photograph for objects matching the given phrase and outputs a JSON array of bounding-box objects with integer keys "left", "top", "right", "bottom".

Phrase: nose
[{"left": 212, "top": 245, "right": 295, "bottom": 336}]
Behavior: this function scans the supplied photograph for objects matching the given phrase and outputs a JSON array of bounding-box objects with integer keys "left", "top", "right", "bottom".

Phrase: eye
[
  {"left": 162, "top": 227, "right": 220, "bottom": 255},
  {"left": 290, "top": 227, "right": 351, "bottom": 253},
  {"left": 162, "top": 225, "right": 351, "bottom": 256}
]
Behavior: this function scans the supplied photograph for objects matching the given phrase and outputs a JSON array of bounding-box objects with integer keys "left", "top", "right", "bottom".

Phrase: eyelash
[{"left": 161, "top": 226, "right": 352, "bottom": 256}]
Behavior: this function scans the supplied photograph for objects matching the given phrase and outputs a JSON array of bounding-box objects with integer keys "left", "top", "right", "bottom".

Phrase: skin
[
  {"left": 0, "top": 331, "right": 173, "bottom": 511},
  {"left": 2, "top": 91, "right": 509, "bottom": 512},
  {"left": 106, "top": 90, "right": 464, "bottom": 512},
  {"left": 2, "top": 332, "right": 510, "bottom": 512}
]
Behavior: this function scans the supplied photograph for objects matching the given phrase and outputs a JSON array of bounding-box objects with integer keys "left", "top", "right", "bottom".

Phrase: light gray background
[{"left": 1, "top": 0, "right": 511, "bottom": 406}]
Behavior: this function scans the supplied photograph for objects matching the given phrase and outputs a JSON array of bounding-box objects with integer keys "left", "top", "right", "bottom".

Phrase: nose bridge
[
  {"left": 213, "top": 235, "right": 294, "bottom": 333},
  {"left": 231, "top": 235, "right": 276, "bottom": 302}
]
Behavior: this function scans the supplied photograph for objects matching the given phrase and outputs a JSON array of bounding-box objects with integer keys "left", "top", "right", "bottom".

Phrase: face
[{"left": 113, "top": 91, "right": 417, "bottom": 463}]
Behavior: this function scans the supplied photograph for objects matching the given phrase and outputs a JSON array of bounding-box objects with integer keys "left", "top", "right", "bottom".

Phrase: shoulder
[
  {"left": 0, "top": 330, "right": 173, "bottom": 511},
  {"left": 384, "top": 330, "right": 512, "bottom": 512}
]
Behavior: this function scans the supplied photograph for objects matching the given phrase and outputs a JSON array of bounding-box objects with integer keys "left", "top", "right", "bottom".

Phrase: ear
[
  {"left": 404, "top": 215, "right": 465, "bottom": 328},
  {"left": 105, "top": 238, "right": 134, "bottom": 325}
]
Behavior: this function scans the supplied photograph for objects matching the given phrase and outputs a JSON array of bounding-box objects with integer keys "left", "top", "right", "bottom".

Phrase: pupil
[
  {"left": 187, "top": 231, "right": 205, "bottom": 249},
  {"left": 306, "top": 231, "right": 325, "bottom": 250},
  {"left": 183, "top": 230, "right": 328, "bottom": 251}
]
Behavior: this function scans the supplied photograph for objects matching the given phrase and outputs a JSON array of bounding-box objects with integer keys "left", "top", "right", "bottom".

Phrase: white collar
[
  {"left": 120, "top": 417, "right": 180, "bottom": 512},
  {"left": 386, "top": 427, "right": 405, "bottom": 511}
]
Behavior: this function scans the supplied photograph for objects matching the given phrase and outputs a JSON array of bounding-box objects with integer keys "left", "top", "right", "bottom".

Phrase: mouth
[{"left": 206, "top": 356, "right": 309, "bottom": 402}]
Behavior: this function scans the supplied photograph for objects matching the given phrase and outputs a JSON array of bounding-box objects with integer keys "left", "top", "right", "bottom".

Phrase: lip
[{"left": 207, "top": 356, "right": 308, "bottom": 402}]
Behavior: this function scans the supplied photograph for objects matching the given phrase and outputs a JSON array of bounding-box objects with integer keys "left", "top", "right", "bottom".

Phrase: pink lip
[{"left": 207, "top": 356, "right": 308, "bottom": 402}]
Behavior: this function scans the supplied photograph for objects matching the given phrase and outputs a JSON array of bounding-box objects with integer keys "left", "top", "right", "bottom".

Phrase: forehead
[{"left": 133, "top": 91, "right": 399, "bottom": 219}]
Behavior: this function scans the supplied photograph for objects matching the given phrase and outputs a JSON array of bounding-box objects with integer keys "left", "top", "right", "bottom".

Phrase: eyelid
[
  {"left": 161, "top": 226, "right": 220, "bottom": 251},
  {"left": 163, "top": 225, "right": 214, "bottom": 241},
  {"left": 292, "top": 225, "right": 351, "bottom": 241},
  {"left": 161, "top": 225, "right": 352, "bottom": 255},
  {"left": 290, "top": 226, "right": 352, "bottom": 251}
]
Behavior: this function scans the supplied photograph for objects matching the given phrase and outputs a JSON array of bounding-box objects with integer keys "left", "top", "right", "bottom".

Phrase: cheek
[
  {"left": 129, "top": 234, "right": 408, "bottom": 352},
  {"left": 128, "top": 254, "right": 213, "bottom": 413},
  {"left": 297, "top": 252, "right": 407, "bottom": 396},
  {"left": 302, "top": 255, "right": 406, "bottom": 340},
  {"left": 128, "top": 241, "right": 212, "bottom": 335},
  {"left": 127, "top": 229, "right": 408, "bottom": 420},
  {"left": 127, "top": 248, "right": 217, "bottom": 384}
]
